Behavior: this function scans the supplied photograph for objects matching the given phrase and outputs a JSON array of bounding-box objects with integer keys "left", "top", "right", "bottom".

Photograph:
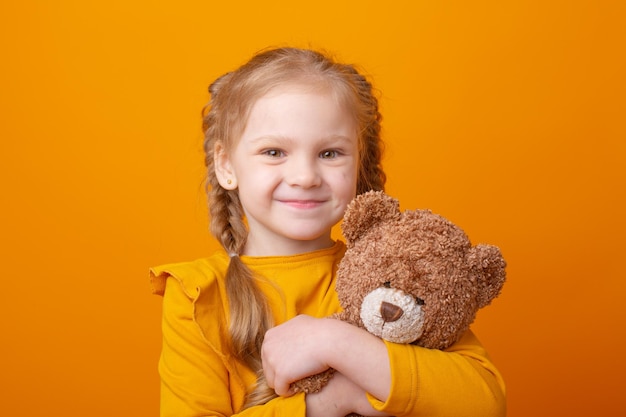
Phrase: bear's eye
[
  {"left": 415, "top": 297, "right": 425, "bottom": 306},
  {"left": 383, "top": 281, "right": 391, "bottom": 288}
]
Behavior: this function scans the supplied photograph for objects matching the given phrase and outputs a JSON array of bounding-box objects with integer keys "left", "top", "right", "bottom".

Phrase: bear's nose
[{"left": 381, "top": 301, "right": 404, "bottom": 322}]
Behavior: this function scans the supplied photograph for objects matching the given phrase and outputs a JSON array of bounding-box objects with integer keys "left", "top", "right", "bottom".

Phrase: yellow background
[{"left": 1, "top": 1, "right": 624, "bottom": 416}]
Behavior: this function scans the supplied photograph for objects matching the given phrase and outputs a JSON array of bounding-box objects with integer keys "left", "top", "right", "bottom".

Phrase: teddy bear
[{"left": 290, "top": 190, "right": 507, "bottom": 395}]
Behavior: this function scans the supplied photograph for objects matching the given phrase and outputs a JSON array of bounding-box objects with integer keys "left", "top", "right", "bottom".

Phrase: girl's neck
[{"left": 242, "top": 234, "right": 335, "bottom": 257}]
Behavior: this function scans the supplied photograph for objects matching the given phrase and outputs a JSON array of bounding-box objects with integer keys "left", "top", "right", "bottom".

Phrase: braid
[
  {"left": 208, "top": 186, "right": 277, "bottom": 408},
  {"left": 354, "top": 72, "right": 386, "bottom": 194},
  {"left": 208, "top": 187, "right": 247, "bottom": 254}
]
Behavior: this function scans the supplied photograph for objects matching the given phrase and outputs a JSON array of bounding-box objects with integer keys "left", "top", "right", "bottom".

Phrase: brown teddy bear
[{"left": 291, "top": 190, "right": 507, "bottom": 395}]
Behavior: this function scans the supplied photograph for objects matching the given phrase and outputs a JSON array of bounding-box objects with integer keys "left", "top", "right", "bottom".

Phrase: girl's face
[{"left": 215, "top": 84, "right": 359, "bottom": 256}]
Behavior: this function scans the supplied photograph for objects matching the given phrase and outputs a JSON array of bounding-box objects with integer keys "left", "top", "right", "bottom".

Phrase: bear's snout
[{"left": 360, "top": 287, "right": 425, "bottom": 344}]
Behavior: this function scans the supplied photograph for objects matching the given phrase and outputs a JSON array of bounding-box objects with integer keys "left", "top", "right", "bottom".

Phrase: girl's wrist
[
  {"left": 314, "top": 318, "right": 350, "bottom": 370},
  {"left": 317, "top": 318, "right": 363, "bottom": 369}
]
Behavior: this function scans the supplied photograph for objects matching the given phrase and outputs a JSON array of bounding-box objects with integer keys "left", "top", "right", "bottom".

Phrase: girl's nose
[{"left": 285, "top": 158, "right": 322, "bottom": 188}]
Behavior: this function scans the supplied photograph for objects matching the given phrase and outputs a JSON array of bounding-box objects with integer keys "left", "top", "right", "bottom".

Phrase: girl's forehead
[
  {"left": 259, "top": 80, "right": 340, "bottom": 100},
  {"left": 246, "top": 89, "right": 355, "bottom": 131},
  {"left": 249, "top": 82, "right": 356, "bottom": 123}
]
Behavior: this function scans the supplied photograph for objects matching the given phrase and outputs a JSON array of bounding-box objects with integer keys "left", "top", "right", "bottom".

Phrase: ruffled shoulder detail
[{"left": 150, "top": 255, "right": 226, "bottom": 298}]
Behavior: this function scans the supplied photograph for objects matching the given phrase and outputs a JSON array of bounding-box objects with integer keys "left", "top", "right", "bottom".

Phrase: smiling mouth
[{"left": 280, "top": 199, "right": 325, "bottom": 209}]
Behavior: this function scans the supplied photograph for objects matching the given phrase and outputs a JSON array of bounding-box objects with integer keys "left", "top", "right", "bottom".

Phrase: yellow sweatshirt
[{"left": 150, "top": 241, "right": 506, "bottom": 417}]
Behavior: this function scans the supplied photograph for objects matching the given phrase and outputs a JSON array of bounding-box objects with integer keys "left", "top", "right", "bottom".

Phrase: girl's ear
[{"left": 214, "top": 140, "right": 238, "bottom": 190}]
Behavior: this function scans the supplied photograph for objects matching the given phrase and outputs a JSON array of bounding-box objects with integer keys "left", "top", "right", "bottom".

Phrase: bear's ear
[
  {"left": 341, "top": 191, "right": 401, "bottom": 244},
  {"left": 467, "top": 244, "right": 507, "bottom": 308}
]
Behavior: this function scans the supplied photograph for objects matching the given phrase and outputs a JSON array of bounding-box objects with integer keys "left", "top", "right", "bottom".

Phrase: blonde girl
[{"left": 151, "top": 47, "right": 505, "bottom": 417}]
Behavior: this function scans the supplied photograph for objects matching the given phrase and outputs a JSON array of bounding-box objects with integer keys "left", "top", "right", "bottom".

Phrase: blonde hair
[{"left": 202, "top": 47, "right": 386, "bottom": 409}]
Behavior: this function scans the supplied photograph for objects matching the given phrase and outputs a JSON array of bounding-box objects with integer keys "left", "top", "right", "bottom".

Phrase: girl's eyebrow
[
  {"left": 248, "top": 134, "right": 292, "bottom": 144},
  {"left": 323, "top": 134, "right": 357, "bottom": 144}
]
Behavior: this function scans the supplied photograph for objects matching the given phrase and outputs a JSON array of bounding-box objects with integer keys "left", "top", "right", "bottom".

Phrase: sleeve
[
  {"left": 366, "top": 330, "right": 506, "bottom": 417},
  {"left": 157, "top": 275, "right": 308, "bottom": 417}
]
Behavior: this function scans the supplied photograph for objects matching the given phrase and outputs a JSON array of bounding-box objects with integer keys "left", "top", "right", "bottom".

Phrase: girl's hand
[
  {"left": 305, "top": 372, "right": 391, "bottom": 417},
  {"left": 261, "top": 315, "right": 331, "bottom": 396}
]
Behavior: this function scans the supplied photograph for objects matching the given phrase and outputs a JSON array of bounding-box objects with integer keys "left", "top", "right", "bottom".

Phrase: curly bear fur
[{"left": 290, "top": 191, "right": 507, "bottom": 395}]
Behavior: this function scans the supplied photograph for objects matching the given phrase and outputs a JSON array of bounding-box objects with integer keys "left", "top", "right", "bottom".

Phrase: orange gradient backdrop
[{"left": 1, "top": 1, "right": 624, "bottom": 416}]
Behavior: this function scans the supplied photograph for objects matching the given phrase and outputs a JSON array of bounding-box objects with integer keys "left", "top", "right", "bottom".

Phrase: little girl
[{"left": 151, "top": 47, "right": 506, "bottom": 417}]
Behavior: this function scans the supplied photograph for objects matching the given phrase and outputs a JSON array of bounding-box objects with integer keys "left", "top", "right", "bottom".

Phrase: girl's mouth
[{"left": 280, "top": 199, "right": 324, "bottom": 209}]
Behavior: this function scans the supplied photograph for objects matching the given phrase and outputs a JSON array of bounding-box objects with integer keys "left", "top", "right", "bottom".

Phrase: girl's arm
[
  {"left": 158, "top": 276, "right": 236, "bottom": 417},
  {"left": 376, "top": 330, "right": 506, "bottom": 417},
  {"left": 157, "top": 275, "right": 310, "bottom": 417},
  {"left": 261, "top": 315, "right": 506, "bottom": 417}
]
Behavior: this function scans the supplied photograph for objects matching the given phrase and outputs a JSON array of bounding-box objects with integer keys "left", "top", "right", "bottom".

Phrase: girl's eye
[
  {"left": 263, "top": 149, "right": 283, "bottom": 158},
  {"left": 320, "top": 150, "right": 338, "bottom": 159}
]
